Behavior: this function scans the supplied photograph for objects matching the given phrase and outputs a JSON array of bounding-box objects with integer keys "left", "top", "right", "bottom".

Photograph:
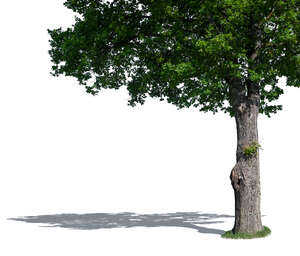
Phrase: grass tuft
[{"left": 221, "top": 226, "right": 271, "bottom": 239}]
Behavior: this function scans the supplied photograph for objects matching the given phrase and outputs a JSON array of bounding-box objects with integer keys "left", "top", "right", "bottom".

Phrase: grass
[{"left": 221, "top": 226, "right": 271, "bottom": 239}]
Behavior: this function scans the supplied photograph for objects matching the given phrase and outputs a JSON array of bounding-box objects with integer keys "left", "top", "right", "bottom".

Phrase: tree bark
[{"left": 230, "top": 79, "right": 263, "bottom": 234}]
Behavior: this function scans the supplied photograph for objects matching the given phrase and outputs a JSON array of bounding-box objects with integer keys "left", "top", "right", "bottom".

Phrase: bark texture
[{"left": 230, "top": 79, "right": 263, "bottom": 234}]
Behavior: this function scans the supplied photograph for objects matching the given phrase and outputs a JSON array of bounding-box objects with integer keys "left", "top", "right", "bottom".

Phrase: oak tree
[{"left": 48, "top": 0, "right": 300, "bottom": 235}]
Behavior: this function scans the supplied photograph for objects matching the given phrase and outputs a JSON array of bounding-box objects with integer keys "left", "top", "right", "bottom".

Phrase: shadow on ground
[{"left": 9, "top": 212, "right": 233, "bottom": 235}]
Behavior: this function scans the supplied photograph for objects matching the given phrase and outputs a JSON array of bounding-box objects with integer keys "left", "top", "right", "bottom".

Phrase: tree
[{"left": 48, "top": 0, "right": 300, "bottom": 235}]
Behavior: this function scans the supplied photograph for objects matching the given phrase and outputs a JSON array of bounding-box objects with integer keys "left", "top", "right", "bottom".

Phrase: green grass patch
[{"left": 221, "top": 226, "right": 271, "bottom": 239}]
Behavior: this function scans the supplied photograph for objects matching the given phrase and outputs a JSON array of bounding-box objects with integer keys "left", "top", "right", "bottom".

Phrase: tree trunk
[{"left": 230, "top": 94, "right": 263, "bottom": 234}]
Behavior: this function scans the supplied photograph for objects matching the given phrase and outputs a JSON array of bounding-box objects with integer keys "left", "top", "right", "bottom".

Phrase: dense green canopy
[{"left": 48, "top": 0, "right": 300, "bottom": 116}]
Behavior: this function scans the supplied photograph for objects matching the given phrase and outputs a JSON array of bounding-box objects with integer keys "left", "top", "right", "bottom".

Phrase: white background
[{"left": 1, "top": 1, "right": 299, "bottom": 255}]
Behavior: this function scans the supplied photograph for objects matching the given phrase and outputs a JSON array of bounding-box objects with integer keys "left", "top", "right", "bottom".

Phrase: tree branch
[{"left": 249, "top": 6, "right": 276, "bottom": 61}]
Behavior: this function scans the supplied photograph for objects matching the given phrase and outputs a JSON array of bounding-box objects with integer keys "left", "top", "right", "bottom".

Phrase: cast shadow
[{"left": 9, "top": 211, "right": 233, "bottom": 235}]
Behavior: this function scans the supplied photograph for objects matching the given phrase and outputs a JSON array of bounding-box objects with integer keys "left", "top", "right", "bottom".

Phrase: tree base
[{"left": 221, "top": 226, "right": 271, "bottom": 239}]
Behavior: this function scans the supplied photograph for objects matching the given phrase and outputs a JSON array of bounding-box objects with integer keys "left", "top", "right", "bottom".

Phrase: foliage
[
  {"left": 48, "top": 0, "right": 300, "bottom": 116},
  {"left": 243, "top": 142, "right": 262, "bottom": 157},
  {"left": 221, "top": 226, "right": 271, "bottom": 239}
]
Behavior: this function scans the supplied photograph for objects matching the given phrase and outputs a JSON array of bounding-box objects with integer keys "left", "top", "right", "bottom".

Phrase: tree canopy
[{"left": 48, "top": 0, "right": 300, "bottom": 116}]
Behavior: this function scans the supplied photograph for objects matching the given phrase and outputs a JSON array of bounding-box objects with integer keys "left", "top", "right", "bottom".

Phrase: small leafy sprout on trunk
[
  {"left": 243, "top": 142, "right": 262, "bottom": 157},
  {"left": 221, "top": 226, "right": 271, "bottom": 239}
]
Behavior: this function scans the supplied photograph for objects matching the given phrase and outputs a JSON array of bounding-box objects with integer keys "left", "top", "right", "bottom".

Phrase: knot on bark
[
  {"left": 248, "top": 95, "right": 260, "bottom": 107},
  {"left": 230, "top": 163, "right": 245, "bottom": 191},
  {"left": 237, "top": 103, "right": 247, "bottom": 113}
]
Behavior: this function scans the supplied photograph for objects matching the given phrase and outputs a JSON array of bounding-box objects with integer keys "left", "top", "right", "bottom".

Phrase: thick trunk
[{"left": 230, "top": 94, "right": 263, "bottom": 234}]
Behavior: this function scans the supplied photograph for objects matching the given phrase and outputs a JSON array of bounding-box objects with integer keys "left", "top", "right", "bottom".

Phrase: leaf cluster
[{"left": 48, "top": 0, "right": 300, "bottom": 116}]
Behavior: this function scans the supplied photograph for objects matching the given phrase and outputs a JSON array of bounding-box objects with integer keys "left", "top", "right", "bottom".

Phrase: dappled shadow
[{"left": 9, "top": 211, "right": 233, "bottom": 235}]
